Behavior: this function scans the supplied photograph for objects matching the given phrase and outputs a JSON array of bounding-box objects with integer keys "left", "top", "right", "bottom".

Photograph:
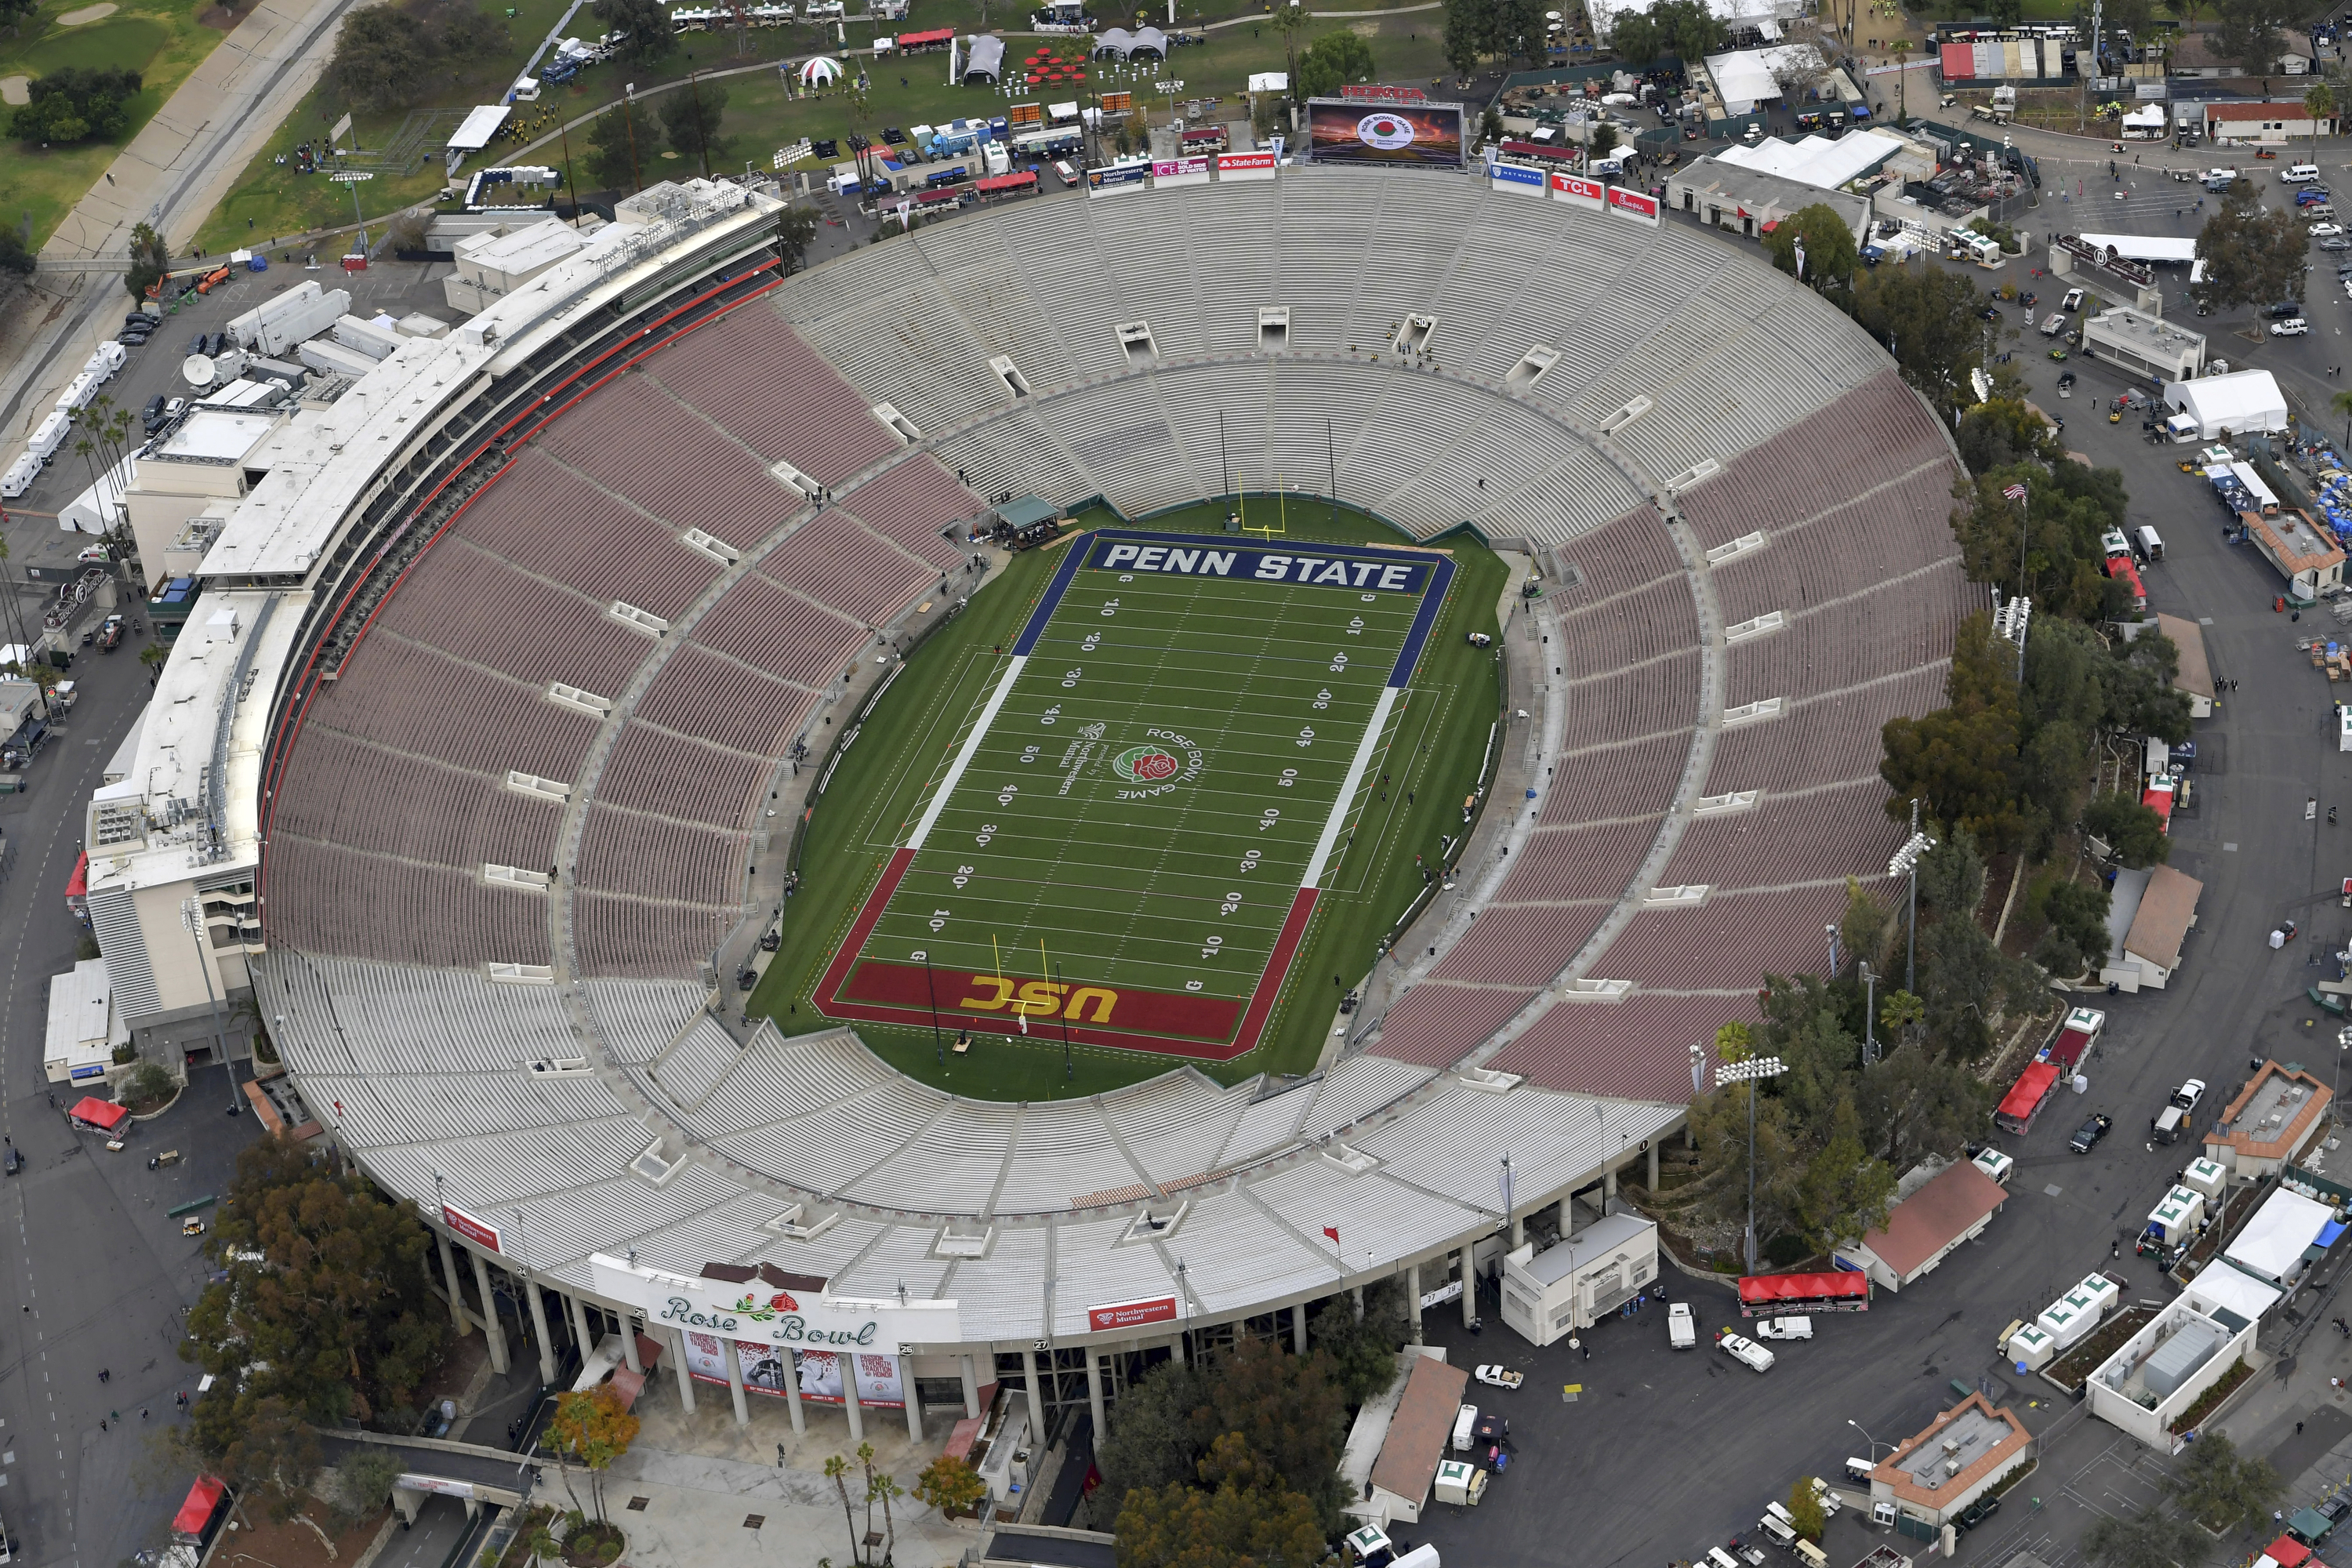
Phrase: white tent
[
  {"left": 1701, "top": 44, "right": 1823, "bottom": 116},
  {"left": 799, "top": 56, "right": 844, "bottom": 85},
  {"left": 2180, "top": 1261, "right": 2281, "bottom": 1325},
  {"left": 448, "top": 104, "right": 513, "bottom": 154},
  {"left": 961, "top": 34, "right": 1004, "bottom": 81},
  {"left": 1715, "top": 127, "right": 1905, "bottom": 190},
  {"left": 2221, "top": 1185, "right": 2333, "bottom": 1284},
  {"left": 2165, "top": 368, "right": 2290, "bottom": 439},
  {"left": 2122, "top": 103, "right": 2166, "bottom": 132}
]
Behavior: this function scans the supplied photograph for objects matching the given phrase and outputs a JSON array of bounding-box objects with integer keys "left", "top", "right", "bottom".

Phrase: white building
[
  {"left": 43, "top": 956, "right": 126, "bottom": 1084},
  {"left": 2082, "top": 306, "right": 2206, "bottom": 383},
  {"left": 2165, "top": 368, "right": 2289, "bottom": 438},
  {"left": 444, "top": 216, "right": 590, "bottom": 314},
  {"left": 1499, "top": 1213, "right": 1658, "bottom": 1345},
  {"left": 2084, "top": 1299, "right": 2256, "bottom": 1446},
  {"left": 2100, "top": 863, "right": 2202, "bottom": 993}
]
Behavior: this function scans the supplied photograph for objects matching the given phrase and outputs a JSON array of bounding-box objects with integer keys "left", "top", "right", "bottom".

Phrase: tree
[
  {"left": 546, "top": 1386, "right": 639, "bottom": 1526},
  {"left": 1649, "top": 0, "right": 1723, "bottom": 61},
  {"left": 1786, "top": 1479, "right": 1827, "bottom": 1541},
  {"left": 0, "top": 0, "right": 38, "bottom": 35},
  {"left": 325, "top": 6, "right": 435, "bottom": 114},
  {"left": 659, "top": 79, "right": 731, "bottom": 177},
  {"left": 10, "top": 65, "right": 143, "bottom": 145},
  {"left": 2083, "top": 1509, "right": 2205, "bottom": 1568},
  {"left": 1915, "top": 829, "right": 1986, "bottom": 926},
  {"left": 331, "top": 1447, "right": 407, "bottom": 1525},
  {"left": 1763, "top": 201, "right": 1858, "bottom": 296},
  {"left": 2194, "top": 177, "right": 2306, "bottom": 314},
  {"left": 180, "top": 1140, "right": 445, "bottom": 1468},
  {"left": 1890, "top": 38, "right": 1911, "bottom": 118},
  {"left": 1097, "top": 1359, "right": 1209, "bottom": 1498},
  {"left": 1918, "top": 909, "right": 2041, "bottom": 1059},
  {"left": 2169, "top": 1432, "right": 2282, "bottom": 1532},
  {"left": 825, "top": 1453, "right": 863, "bottom": 1566},
  {"left": 1443, "top": 0, "right": 1490, "bottom": 72},
  {"left": 1955, "top": 398, "right": 2063, "bottom": 476},
  {"left": 1307, "top": 1278, "right": 1407, "bottom": 1405},
  {"left": 0, "top": 223, "right": 31, "bottom": 278},
  {"left": 126, "top": 219, "right": 172, "bottom": 303},
  {"left": 2082, "top": 790, "right": 2172, "bottom": 867},
  {"left": 775, "top": 204, "right": 819, "bottom": 273},
  {"left": 1856, "top": 263, "right": 1994, "bottom": 408},
  {"left": 1606, "top": 4, "right": 1660, "bottom": 65},
  {"left": 912, "top": 1454, "right": 987, "bottom": 1519},
  {"left": 585, "top": 101, "right": 644, "bottom": 194},
  {"left": 2307, "top": 80, "right": 2335, "bottom": 165},
  {"left": 1116, "top": 1433, "right": 1330, "bottom": 1568},
  {"left": 1880, "top": 618, "right": 2028, "bottom": 851},
  {"left": 2029, "top": 874, "right": 2112, "bottom": 977},
  {"left": 1298, "top": 29, "right": 1377, "bottom": 99},
  {"left": 591, "top": 0, "right": 675, "bottom": 65},
  {"left": 1984, "top": 0, "right": 2022, "bottom": 24},
  {"left": 2212, "top": 0, "right": 2296, "bottom": 76}
]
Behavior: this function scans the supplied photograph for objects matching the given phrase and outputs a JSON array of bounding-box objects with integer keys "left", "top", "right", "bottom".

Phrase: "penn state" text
[{"left": 1092, "top": 541, "right": 1425, "bottom": 592}]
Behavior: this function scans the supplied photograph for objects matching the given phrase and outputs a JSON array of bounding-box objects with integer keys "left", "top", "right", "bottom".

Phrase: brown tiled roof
[
  {"left": 1371, "top": 1356, "right": 1471, "bottom": 1505},
  {"left": 2125, "top": 864, "right": 2202, "bottom": 971},
  {"left": 1859, "top": 1162, "right": 2006, "bottom": 1278}
]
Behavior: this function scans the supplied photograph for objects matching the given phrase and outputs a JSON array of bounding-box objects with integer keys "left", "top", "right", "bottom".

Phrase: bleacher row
[
  {"left": 1369, "top": 368, "right": 1967, "bottom": 1102},
  {"left": 252, "top": 167, "right": 1958, "bottom": 1316}
]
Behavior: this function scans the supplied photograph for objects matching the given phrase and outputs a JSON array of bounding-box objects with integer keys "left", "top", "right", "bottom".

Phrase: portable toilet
[
  {"left": 1972, "top": 1146, "right": 2015, "bottom": 1185},
  {"left": 2183, "top": 1156, "right": 2229, "bottom": 1201},
  {"left": 2007, "top": 1322, "right": 2056, "bottom": 1370},
  {"left": 2038, "top": 1294, "right": 2092, "bottom": 1350},
  {"left": 2072, "top": 1272, "right": 2119, "bottom": 1322},
  {"left": 2148, "top": 1185, "right": 2205, "bottom": 1246}
]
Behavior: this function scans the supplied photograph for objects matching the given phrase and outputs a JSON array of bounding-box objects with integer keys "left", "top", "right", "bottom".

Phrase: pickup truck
[
  {"left": 1755, "top": 1316, "right": 1813, "bottom": 1341},
  {"left": 2040, "top": 311, "right": 2070, "bottom": 336},
  {"left": 1668, "top": 1301, "right": 1696, "bottom": 1348}
]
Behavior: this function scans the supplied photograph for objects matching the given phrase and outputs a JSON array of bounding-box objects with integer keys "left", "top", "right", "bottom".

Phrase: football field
[{"left": 811, "top": 530, "right": 1454, "bottom": 1058}]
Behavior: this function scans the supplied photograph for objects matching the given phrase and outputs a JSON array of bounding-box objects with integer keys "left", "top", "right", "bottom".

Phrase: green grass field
[
  {"left": 2, "top": 0, "right": 242, "bottom": 253},
  {"left": 751, "top": 499, "right": 1504, "bottom": 1099}
]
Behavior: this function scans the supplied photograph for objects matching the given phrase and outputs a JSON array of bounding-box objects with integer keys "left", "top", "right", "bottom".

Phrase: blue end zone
[
  {"left": 1388, "top": 555, "right": 1455, "bottom": 688},
  {"left": 1010, "top": 535, "right": 1093, "bottom": 657}
]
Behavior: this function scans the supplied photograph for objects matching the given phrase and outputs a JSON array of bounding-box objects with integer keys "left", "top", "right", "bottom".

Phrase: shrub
[{"left": 10, "top": 67, "right": 142, "bottom": 145}]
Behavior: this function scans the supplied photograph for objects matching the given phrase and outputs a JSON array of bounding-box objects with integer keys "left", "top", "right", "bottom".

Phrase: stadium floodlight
[
  {"left": 1715, "top": 1054, "right": 1786, "bottom": 1274},
  {"left": 1887, "top": 800, "right": 1937, "bottom": 996}
]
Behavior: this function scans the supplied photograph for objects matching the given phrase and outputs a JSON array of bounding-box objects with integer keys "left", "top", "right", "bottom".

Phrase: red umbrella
[{"left": 1025, "top": 71, "right": 1042, "bottom": 80}]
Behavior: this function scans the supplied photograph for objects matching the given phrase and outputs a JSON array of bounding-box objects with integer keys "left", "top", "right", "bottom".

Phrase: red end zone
[{"left": 811, "top": 852, "right": 1320, "bottom": 1062}]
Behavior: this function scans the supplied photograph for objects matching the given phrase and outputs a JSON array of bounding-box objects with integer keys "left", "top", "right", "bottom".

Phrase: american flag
[{"left": 2002, "top": 483, "right": 2028, "bottom": 502}]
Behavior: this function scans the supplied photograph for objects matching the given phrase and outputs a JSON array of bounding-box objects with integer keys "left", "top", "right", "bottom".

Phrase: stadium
[{"left": 88, "top": 165, "right": 1969, "bottom": 1450}]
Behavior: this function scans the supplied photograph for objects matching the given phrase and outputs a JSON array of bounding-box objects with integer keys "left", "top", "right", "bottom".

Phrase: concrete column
[
  {"left": 437, "top": 1232, "right": 469, "bottom": 1335},
  {"left": 1020, "top": 1348, "right": 1047, "bottom": 1448},
  {"left": 1459, "top": 1247, "right": 1476, "bottom": 1327},
  {"left": 670, "top": 1327, "right": 697, "bottom": 1415},
  {"left": 1171, "top": 1330, "right": 1186, "bottom": 1365},
  {"left": 1511, "top": 1214, "right": 1526, "bottom": 1249},
  {"left": 568, "top": 1292, "right": 593, "bottom": 1360},
  {"left": 722, "top": 1336, "right": 751, "bottom": 1428},
  {"left": 1406, "top": 1262, "right": 1423, "bottom": 1343},
  {"left": 1351, "top": 1285, "right": 1365, "bottom": 1320},
  {"left": 620, "top": 1316, "right": 643, "bottom": 1374},
  {"left": 469, "top": 1249, "right": 510, "bottom": 1374},
  {"left": 1290, "top": 1302, "right": 1307, "bottom": 1353},
  {"left": 1557, "top": 1196, "right": 1574, "bottom": 1241},
  {"left": 844, "top": 1362, "right": 866, "bottom": 1443},
  {"left": 524, "top": 1279, "right": 558, "bottom": 1385},
  {"left": 960, "top": 1354, "right": 982, "bottom": 1417},
  {"left": 782, "top": 1350, "right": 804, "bottom": 1434},
  {"left": 1604, "top": 1167, "right": 1619, "bottom": 1205},
  {"left": 1084, "top": 1350, "right": 1107, "bottom": 1445},
  {"left": 1649, "top": 1141, "right": 1660, "bottom": 1190},
  {"left": 906, "top": 1373, "right": 925, "bottom": 1442}
]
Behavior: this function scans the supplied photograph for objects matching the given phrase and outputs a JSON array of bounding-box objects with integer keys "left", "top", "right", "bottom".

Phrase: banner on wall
[
  {"left": 1606, "top": 186, "right": 1662, "bottom": 227},
  {"left": 442, "top": 1203, "right": 500, "bottom": 1253},
  {"left": 1152, "top": 155, "right": 1211, "bottom": 187},
  {"left": 1490, "top": 160, "right": 1545, "bottom": 192},
  {"left": 1216, "top": 150, "right": 1277, "bottom": 181},
  {"left": 800, "top": 1349, "right": 906, "bottom": 1407},
  {"left": 679, "top": 1333, "right": 906, "bottom": 1407},
  {"left": 1549, "top": 171, "right": 1606, "bottom": 210}
]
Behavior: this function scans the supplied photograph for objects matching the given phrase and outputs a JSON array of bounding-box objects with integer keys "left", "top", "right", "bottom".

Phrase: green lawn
[
  {"left": 192, "top": 0, "right": 1450, "bottom": 249},
  {"left": 2, "top": 0, "right": 239, "bottom": 252},
  {"left": 753, "top": 500, "right": 1501, "bottom": 1101}
]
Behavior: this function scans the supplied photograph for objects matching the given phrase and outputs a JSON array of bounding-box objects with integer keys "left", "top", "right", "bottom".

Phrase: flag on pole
[
  {"left": 1323, "top": 1226, "right": 1340, "bottom": 1246},
  {"left": 2002, "top": 482, "right": 2028, "bottom": 503}
]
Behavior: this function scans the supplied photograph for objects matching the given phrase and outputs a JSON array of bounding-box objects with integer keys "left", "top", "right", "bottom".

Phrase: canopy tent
[
  {"left": 1737, "top": 1271, "right": 1869, "bottom": 1306},
  {"left": 173, "top": 1476, "right": 227, "bottom": 1537},
  {"left": 68, "top": 1095, "right": 127, "bottom": 1131},
  {"left": 962, "top": 34, "right": 1005, "bottom": 80},
  {"left": 1715, "top": 127, "right": 1904, "bottom": 191},
  {"left": 1701, "top": 44, "right": 1824, "bottom": 116},
  {"left": 798, "top": 55, "right": 844, "bottom": 85},
  {"left": 2180, "top": 1256, "right": 2282, "bottom": 1323},
  {"left": 448, "top": 103, "right": 513, "bottom": 154},
  {"left": 2223, "top": 1186, "right": 2335, "bottom": 1284},
  {"left": 2122, "top": 103, "right": 2167, "bottom": 131},
  {"left": 2165, "top": 368, "right": 2289, "bottom": 440},
  {"left": 1094, "top": 24, "right": 1167, "bottom": 56}
]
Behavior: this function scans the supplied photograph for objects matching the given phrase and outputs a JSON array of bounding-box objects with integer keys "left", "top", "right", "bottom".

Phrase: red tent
[
  {"left": 1738, "top": 1272, "right": 1870, "bottom": 1308},
  {"left": 173, "top": 1476, "right": 227, "bottom": 1537},
  {"left": 69, "top": 1096, "right": 128, "bottom": 1132},
  {"left": 1994, "top": 1061, "right": 2062, "bottom": 1133},
  {"left": 2261, "top": 1537, "right": 2313, "bottom": 1568}
]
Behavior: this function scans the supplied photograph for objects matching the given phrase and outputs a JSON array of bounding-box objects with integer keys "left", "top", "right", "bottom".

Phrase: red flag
[
  {"left": 1080, "top": 1462, "right": 1102, "bottom": 1494},
  {"left": 1323, "top": 1226, "right": 1341, "bottom": 1245}
]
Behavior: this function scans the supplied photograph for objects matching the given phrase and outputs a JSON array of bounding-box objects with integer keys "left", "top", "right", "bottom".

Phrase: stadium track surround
[{"left": 251, "top": 166, "right": 1971, "bottom": 1355}]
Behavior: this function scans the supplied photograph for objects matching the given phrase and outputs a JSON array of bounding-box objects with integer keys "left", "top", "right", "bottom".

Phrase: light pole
[
  {"left": 1715, "top": 1054, "right": 1786, "bottom": 1275},
  {"left": 1887, "top": 803, "right": 1937, "bottom": 996},
  {"left": 1860, "top": 960, "right": 1878, "bottom": 1065},
  {"left": 2336, "top": 1024, "right": 2351, "bottom": 1112},
  {"left": 1825, "top": 922, "right": 1841, "bottom": 978},
  {"left": 1847, "top": 1417, "right": 1891, "bottom": 1464}
]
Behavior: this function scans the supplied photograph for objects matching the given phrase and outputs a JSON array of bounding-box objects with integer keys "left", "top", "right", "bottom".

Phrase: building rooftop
[
  {"left": 1671, "top": 157, "right": 1872, "bottom": 225},
  {"left": 1878, "top": 1394, "right": 2031, "bottom": 1507},
  {"left": 1858, "top": 1160, "right": 2007, "bottom": 1276},
  {"left": 2154, "top": 612, "right": 2215, "bottom": 699},
  {"left": 455, "top": 216, "right": 586, "bottom": 276},
  {"left": 2123, "top": 863, "right": 2202, "bottom": 970},
  {"left": 1370, "top": 1355, "right": 1470, "bottom": 1505},
  {"left": 2251, "top": 510, "right": 2345, "bottom": 575},
  {"left": 151, "top": 408, "right": 282, "bottom": 466},
  {"left": 1713, "top": 126, "right": 1908, "bottom": 190},
  {"left": 2209, "top": 1060, "right": 2331, "bottom": 1160},
  {"left": 1514, "top": 1212, "right": 1653, "bottom": 1286},
  {"left": 2085, "top": 306, "right": 2205, "bottom": 360}
]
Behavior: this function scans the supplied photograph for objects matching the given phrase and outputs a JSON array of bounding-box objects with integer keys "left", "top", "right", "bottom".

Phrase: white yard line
[
  {"left": 1301, "top": 685, "right": 1400, "bottom": 890},
  {"left": 906, "top": 655, "right": 1027, "bottom": 850}
]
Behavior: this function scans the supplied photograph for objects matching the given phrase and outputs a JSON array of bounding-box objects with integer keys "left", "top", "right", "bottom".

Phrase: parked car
[
  {"left": 2311, "top": 224, "right": 2345, "bottom": 238},
  {"left": 141, "top": 394, "right": 167, "bottom": 430},
  {"left": 96, "top": 615, "right": 124, "bottom": 652},
  {"left": 2172, "top": 1079, "right": 2206, "bottom": 1112},
  {"left": 2274, "top": 318, "right": 2311, "bottom": 335},
  {"left": 2324, "top": 237, "right": 2352, "bottom": 251},
  {"left": 2270, "top": 300, "right": 2306, "bottom": 317},
  {"left": 1668, "top": 1301, "right": 1696, "bottom": 1348},
  {"left": 76, "top": 543, "right": 111, "bottom": 564},
  {"left": 2069, "top": 1112, "right": 2113, "bottom": 1152},
  {"left": 1474, "top": 1364, "right": 1523, "bottom": 1390},
  {"left": 2061, "top": 286, "right": 2085, "bottom": 310},
  {"left": 1755, "top": 1316, "right": 1813, "bottom": 1341},
  {"left": 1717, "top": 1330, "right": 1775, "bottom": 1372}
]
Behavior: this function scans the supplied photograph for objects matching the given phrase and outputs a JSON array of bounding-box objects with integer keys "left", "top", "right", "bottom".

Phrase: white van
[
  {"left": 2136, "top": 525, "right": 2165, "bottom": 562},
  {"left": 2153, "top": 1103, "right": 2187, "bottom": 1143},
  {"left": 1450, "top": 1403, "right": 1478, "bottom": 1452},
  {"left": 2286, "top": 162, "right": 2322, "bottom": 182}
]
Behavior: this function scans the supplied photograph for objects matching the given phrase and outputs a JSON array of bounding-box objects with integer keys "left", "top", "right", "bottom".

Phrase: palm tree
[
  {"left": 2333, "top": 387, "right": 2352, "bottom": 449},
  {"left": 2308, "top": 81, "right": 2335, "bottom": 169},
  {"left": 1891, "top": 39, "right": 1911, "bottom": 121}
]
